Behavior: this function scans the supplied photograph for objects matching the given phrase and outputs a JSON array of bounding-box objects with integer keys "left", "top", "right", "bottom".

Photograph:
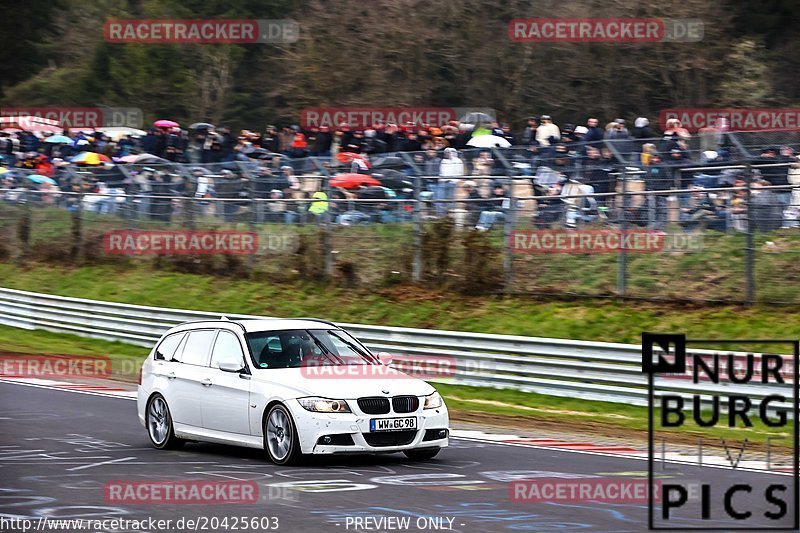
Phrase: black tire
[
  {"left": 403, "top": 447, "right": 441, "bottom": 461},
  {"left": 146, "top": 394, "right": 184, "bottom": 449},
  {"left": 264, "top": 404, "right": 303, "bottom": 465}
]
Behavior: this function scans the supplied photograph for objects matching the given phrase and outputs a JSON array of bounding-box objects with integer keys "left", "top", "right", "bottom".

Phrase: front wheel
[
  {"left": 146, "top": 394, "right": 184, "bottom": 449},
  {"left": 403, "top": 447, "right": 440, "bottom": 461},
  {"left": 264, "top": 404, "right": 302, "bottom": 465}
]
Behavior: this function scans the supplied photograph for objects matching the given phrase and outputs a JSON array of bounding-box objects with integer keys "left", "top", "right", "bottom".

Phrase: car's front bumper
[{"left": 288, "top": 400, "right": 449, "bottom": 455}]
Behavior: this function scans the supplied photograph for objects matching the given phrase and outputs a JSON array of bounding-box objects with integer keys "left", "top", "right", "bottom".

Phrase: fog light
[
  {"left": 438, "top": 430, "right": 447, "bottom": 438},
  {"left": 322, "top": 436, "right": 332, "bottom": 444}
]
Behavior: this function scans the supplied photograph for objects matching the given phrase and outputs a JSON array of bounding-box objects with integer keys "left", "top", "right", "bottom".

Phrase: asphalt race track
[{"left": 0, "top": 381, "right": 796, "bottom": 533}]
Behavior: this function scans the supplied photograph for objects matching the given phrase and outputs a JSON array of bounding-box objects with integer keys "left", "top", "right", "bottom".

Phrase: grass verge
[{"left": 5, "top": 262, "right": 800, "bottom": 342}]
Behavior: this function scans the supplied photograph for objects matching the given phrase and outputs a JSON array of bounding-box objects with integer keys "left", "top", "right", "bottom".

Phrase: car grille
[
  {"left": 357, "top": 397, "right": 390, "bottom": 414},
  {"left": 363, "top": 430, "right": 418, "bottom": 447},
  {"left": 392, "top": 396, "right": 419, "bottom": 413}
]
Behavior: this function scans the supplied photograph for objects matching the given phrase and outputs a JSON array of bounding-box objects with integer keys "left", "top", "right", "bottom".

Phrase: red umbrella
[
  {"left": 154, "top": 119, "right": 179, "bottom": 128},
  {"left": 336, "top": 151, "right": 368, "bottom": 164},
  {"left": 329, "top": 173, "right": 381, "bottom": 189}
]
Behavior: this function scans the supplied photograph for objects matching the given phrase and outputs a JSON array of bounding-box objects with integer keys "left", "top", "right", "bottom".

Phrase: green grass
[
  {"left": 5, "top": 262, "right": 800, "bottom": 342},
  {"left": 0, "top": 324, "right": 148, "bottom": 380},
  {"left": 7, "top": 203, "right": 800, "bottom": 302}
]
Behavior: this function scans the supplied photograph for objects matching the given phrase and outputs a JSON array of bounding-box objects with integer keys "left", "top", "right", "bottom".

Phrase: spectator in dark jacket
[
  {"left": 631, "top": 117, "right": 657, "bottom": 153},
  {"left": 583, "top": 118, "right": 604, "bottom": 145},
  {"left": 262, "top": 126, "right": 281, "bottom": 153},
  {"left": 312, "top": 125, "right": 333, "bottom": 156},
  {"left": 521, "top": 117, "right": 539, "bottom": 147}
]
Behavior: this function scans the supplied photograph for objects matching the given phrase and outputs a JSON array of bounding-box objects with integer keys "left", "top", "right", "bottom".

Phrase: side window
[
  {"left": 178, "top": 330, "right": 216, "bottom": 367},
  {"left": 154, "top": 332, "right": 185, "bottom": 361},
  {"left": 210, "top": 330, "right": 245, "bottom": 369}
]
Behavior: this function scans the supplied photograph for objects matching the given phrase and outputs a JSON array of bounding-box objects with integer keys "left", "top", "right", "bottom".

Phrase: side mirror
[
  {"left": 218, "top": 362, "right": 245, "bottom": 373},
  {"left": 378, "top": 352, "right": 393, "bottom": 366}
]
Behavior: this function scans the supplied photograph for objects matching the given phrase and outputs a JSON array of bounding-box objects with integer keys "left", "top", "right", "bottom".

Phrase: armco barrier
[{"left": 0, "top": 287, "right": 792, "bottom": 412}]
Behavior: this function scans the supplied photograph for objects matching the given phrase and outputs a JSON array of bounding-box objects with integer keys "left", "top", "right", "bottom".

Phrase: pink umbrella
[{"left": 154, "top": 119, "right": 179, "bottom": 128}]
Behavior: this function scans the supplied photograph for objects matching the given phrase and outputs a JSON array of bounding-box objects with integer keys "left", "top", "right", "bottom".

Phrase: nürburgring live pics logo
[{"left": 643, "top": 333, "right": 799, "bottom": 530}]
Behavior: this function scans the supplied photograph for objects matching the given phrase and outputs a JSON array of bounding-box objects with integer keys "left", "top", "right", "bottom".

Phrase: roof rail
[
  {"left": 176, "top": 318, "right": 247, "bottom": 333},
  {"left": 294, "top": 317, "right": 340, "bottom": 328}
]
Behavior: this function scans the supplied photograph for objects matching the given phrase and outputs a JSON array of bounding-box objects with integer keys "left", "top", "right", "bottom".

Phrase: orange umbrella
[{"left": 329, "top": 173, "right": 381, "bottom": 189}]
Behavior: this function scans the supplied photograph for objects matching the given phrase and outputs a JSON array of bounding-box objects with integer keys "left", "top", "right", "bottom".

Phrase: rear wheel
[
  {"left": 146, "top": 394, "right": 184, "bottom": 449},
  {"left": 403, "top": 447, "right": 440, "bottom": 461},
  {"left": 264, "top": 404, "right": 302, "bottom": 465}
]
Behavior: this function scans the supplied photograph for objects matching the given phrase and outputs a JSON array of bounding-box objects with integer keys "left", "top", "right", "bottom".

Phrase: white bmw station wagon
[{"left": 137, "top": 318, "right": 449, "bottom": 464}]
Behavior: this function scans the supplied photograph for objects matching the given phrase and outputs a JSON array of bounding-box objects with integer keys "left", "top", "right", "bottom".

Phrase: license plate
[{"left": 370, "top": 417, "right": 417, "bottom": 432}]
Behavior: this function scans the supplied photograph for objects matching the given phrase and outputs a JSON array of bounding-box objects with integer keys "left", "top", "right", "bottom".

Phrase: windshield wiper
[
  {"left": 307, "top": 332, "right": 346, "bottom": 365},
  {"left": 328, "top": 330, "right": 379, "bottom": 364}
]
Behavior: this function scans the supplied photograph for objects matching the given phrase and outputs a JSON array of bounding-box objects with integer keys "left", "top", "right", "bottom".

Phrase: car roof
[{"left": 169, "top": 318, "right": 339, "bottom": 334}]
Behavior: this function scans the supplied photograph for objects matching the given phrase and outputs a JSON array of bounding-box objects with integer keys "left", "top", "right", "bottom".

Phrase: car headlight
[
  {"left": 423, "top": 391, "right": 443, "bottom": 409},
  {"left": 297, "top": 397, "right": 352, "bottom": 413}
]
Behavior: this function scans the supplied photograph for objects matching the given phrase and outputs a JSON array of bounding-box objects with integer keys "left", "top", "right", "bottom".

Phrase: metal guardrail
[{"left": 0, "top": 287, "right": 792, "bottom": 412}]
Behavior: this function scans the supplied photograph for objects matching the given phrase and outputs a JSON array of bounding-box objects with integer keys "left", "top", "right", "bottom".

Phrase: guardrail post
[
  {"left": 617, "top": 167, "right": 628, "bottom": 296},
  {"left": 412, "top": 175, "right": 422, "bottom": 282},
  {"left": 744, "top": 162, "right": 755, "bottom": 304}
]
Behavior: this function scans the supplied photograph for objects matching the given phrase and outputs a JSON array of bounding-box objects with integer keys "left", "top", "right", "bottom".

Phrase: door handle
[
  {"left": 201, "top": 378, "right": 213, "bottom": 387},
  {"left": 166, "top": 372, "right": 176, "bottom": 380}
]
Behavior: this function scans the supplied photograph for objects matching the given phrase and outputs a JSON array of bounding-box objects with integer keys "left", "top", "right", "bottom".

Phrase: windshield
[{"left": 245, "top": 329, "right": 378, "bottom": 369}]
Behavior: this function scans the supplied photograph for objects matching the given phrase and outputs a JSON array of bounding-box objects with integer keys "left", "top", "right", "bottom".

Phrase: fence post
[
  {"left": 503, "top": 180, "right": 516, "bottom": 293},
  {"left": 322, "top": 176, "right": 334, "bottom": 278},
  {"left": 247, "top": 196, "right": 257, "bottom": 273},
  {"left": 617, "top": 167, "right": 628, "bottom": 296},
  {"left": 744, "top": 162, "right": 755, "bottom": 304},
  {"left": 18, "top": 188, "right": 31, "bottom": 261},
  {"left": 71, "top": 186, "right": 84, "bottom": 262},
  {"left": 412, "top": 174, "right": 422, "bottom": 282}
]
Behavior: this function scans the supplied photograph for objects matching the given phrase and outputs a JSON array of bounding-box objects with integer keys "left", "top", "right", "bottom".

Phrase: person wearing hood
[
  {"left": 631, "top": 117, "right": 656, "bottom": 153},
  {"left": 521, "top": 116, "right": 540, "bottom": 147},
  {"left": 308, "top": 190, "right": 329, "bottom": 219},
  {"left": 535, "top": 115, "right": 561, "bottom": 148},
  {"left": 435, "top": 147, "right": 463, "bottom": 216},
  {"left": 605, "top": 119, "right": 634, "bottom": 162}
]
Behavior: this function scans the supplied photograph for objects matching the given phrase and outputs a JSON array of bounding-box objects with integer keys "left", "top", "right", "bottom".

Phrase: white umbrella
[
  {"left": 466, "top": 135, "right": 511, "bottom": 148},
  {"left": 97, "top": 127, "right": 147, "bottom": 140}
]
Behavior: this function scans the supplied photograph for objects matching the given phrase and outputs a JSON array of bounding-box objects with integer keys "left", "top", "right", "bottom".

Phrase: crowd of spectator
[{"left": 2, "top": 114, "right": 799, "bottom": 232}]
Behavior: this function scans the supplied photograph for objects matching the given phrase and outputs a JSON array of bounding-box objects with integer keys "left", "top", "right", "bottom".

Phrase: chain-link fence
[{"left": 4, "top": 131, "right": 800, "bottom": 303}]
